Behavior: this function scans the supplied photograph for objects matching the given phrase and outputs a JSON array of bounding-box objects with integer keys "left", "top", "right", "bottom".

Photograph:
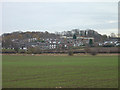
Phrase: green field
[{"left": 2, "top": 55, "right": 118, "bottom": 88}]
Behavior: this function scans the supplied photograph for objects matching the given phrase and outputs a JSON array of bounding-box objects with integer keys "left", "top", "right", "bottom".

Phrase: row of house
[
  {"left": 15, "top": 36, "right": 94, "bottom": 50},
  {"left": 98, "top": 37, "right": 120, "bottom": 47},
  {"left": 2, "top": 34, "right": 120, "bottom": 51}
]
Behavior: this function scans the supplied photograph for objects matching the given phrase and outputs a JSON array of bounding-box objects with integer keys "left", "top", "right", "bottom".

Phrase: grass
[{"left": 2, "top": 55, "right": 118, "bottom": 88}]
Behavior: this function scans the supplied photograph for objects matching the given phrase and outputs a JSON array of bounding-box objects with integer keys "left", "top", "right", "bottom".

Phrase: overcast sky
[{"left": 2, "top": 2, "right": 118, "bottom": 35}]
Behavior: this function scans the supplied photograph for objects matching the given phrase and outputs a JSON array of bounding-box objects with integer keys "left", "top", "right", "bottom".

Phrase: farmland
[{"left": 2, "top": 55, "right": 118, "bottom": 88}]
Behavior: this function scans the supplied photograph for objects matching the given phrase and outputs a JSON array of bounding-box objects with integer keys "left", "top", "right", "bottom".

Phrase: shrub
[
  {"left": 2, "top": 49, "right": 16, "bottom": 53},
  {"left": 27, "top": 47, "right": 42, "bottom": 54},
  {"left": 68, "top": 51, "right": 73, "bottom": 56},
  {"left": 27, "top": 47, "right": 34, "bottom": 54},
  {"left": 84, "top": 47, "right": 90, "bottom": 53},
  {"left": 90, "top": 49, "right": 98, "bottom": 56},
  {"left": 84, "top": 47, "right": 98, "bottom": 56},
  {"left": 14, "top": 47, "right": 19, "bottom": 53},
  {"left": 90, "top": 51, "right": 97, "bottom": 56},
  {"left": 18, "top": 49, "right": 26, "bottom": 54}
]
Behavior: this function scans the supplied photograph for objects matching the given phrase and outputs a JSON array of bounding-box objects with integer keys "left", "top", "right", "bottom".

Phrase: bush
[
  {"left": 18, "top": 49, "right": 26, "bottom": 54},
  {"left": 68, "top": 51, "right": 73, "bottom": 56},
  {"left": 84, "top": 47, "right": 98, "bottom": 56},
  {"left": 2, "top": 49, "right": 16, "bottom": 53},
  {"left": 90, "top": 49, "right": 98, "bottom": 56},
  {"left": 14, "top": 47, "right": 19, "bottom": 53},
  {"left": 90, "top": 51, "right": 97, "bottom": 56},
  {"left": 27, "top": 47, "right": 42, "bottom": 54},
  {"left": 84, "top": 47, "right": 90, "bottom": 53}
]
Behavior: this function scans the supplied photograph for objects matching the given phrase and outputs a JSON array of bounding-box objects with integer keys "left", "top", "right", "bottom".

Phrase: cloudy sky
[{"left": 2, "top": 2, "right": 118, "bottom": 35}]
